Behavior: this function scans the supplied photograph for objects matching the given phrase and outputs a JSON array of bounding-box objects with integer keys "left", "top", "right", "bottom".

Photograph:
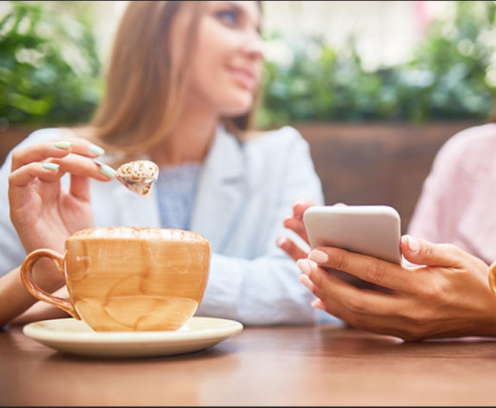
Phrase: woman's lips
[{"left": 229, "top": 67, "right": 257, "bottom": 91}]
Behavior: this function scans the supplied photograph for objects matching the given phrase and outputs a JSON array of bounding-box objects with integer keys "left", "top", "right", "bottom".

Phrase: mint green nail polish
[
  {"left": 100, "top": 163, "right": 116, "bottom": 179},
  {"left": 89, "top": 144, "right": 105, "bottom": 157},
  {"left": 54, "top": 141, "right": 72, "bottom": 150},
  {"left": 42, "top": 163, "right": 60, "bottom": 171}
]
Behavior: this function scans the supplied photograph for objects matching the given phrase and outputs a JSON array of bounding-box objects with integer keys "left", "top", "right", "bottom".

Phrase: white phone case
[{"left": 303, "top": 205, "right": 402, "bottom": 265}]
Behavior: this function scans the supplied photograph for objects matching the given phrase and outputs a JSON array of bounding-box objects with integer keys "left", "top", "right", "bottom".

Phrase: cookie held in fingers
[{"left": 116, "top": 160, "right": 159, "bottom": 198}]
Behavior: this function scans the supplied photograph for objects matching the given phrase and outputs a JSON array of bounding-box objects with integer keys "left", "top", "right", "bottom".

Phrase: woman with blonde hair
[{"left": 0, "top": 1, "right": 324, "bottom": 327}]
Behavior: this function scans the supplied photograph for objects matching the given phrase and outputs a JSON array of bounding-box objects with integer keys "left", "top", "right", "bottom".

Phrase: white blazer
[{"left": 0, "top": 125, "right": 325, "bottom": 326}]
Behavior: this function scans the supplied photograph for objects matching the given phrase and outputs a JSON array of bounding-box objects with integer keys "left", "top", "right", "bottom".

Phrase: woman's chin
[{"left": 220, "top": 96, "right": 255, "bottom": 117}]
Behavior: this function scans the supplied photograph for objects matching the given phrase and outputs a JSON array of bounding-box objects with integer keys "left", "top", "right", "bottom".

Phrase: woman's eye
[{"left": 216, "top": 10, "right": 239, "bottom": 27}]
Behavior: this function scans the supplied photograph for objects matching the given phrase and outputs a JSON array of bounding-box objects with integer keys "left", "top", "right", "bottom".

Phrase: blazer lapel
[{"left": 189, "top": 125, "right": 246, "bottom": 252}]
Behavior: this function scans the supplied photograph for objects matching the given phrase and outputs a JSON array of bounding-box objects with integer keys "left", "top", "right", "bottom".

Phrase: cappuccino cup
[
  {"left": 21, "top": 227, "right": 210, "bottom": 332},
  {"left": 489, "top": 261, "right": 496, "bottom": 299}
]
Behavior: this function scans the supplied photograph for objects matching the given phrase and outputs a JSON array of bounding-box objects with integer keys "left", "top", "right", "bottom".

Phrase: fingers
[
  {"left": 9, "top": 139, "right": 115, "bottom": 205},
  {"left": 292, "top": 199, "right": 315, "bottom": 220},
  {"left": 306, "top": 246, "right": 410, "bottom": 292},
  {"left": 299, "top": 265, "right": 410, "bottom": 338},
  {"left": 8, "top": 162, "right": 64, "bottom": 188},
  {"left": 10, "top": 139, "right": 105, "bottom": 172},
  {"left": 8, "top": 163, "right": 65, "bottom": 211},
  {"left": 283, "top": 216, "right": 309, "bottom": 244},
  {"left": 10, "top": 139, "right": 114, "bottom": 185},
  {"left": 297, "top": 259, "right": 402, "bottom": 319},
  {"left": 69, "top": 174, "right": 91, "bottom": 202},
  {"left": 9, "top": 152, "right": 114, "bottom": 193},
  {"left": 282, "top": 199, "right": 315, "bottom": 245},
  {"left": 310, "top": 298, "right": 327, "bottom": 312},
  {"left": 401, "top": 235, "right": 479, "bottom": 268},
  {"left": 49, "top": 154, "right": 115, "bottom": 181},
  {"left": 276, "top": 236, "right": 308, "bottom": 261}
]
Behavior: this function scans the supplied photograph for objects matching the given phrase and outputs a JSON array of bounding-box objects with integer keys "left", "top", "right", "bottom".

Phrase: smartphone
[{"left": 303, "top": 205, "right": 402, "bottom": 265}]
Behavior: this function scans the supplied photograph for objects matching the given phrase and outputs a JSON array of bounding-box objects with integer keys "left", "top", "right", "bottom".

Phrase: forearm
[
  {"left": 0, "top": 264, "right": 66, "bottom": 328},
  {"left": 0, "top": 266, "right": 38, "bottom": 327}
]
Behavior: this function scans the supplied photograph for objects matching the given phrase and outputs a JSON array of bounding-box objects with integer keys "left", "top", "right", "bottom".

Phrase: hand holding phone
[{"left": 303, "top": 205, "right": 402, "bottom": 289}]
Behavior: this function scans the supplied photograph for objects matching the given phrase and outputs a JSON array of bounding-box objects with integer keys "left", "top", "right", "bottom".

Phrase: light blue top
[
  {"left": 0, "top": 124, "right": 338, "bottom": 326},
  {"left": 156, "top": 163, "right": 202, "bottom": 230}
]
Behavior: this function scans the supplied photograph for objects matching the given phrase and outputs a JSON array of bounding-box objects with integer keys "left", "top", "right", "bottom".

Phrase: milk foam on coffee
[{"left": 72, "top": 226, "right": 207, "bottom": 242}]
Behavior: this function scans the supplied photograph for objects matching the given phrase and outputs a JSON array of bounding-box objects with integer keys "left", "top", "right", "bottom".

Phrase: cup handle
[{"left": 20, "top": 248, "right": 81, "bottom": 320}]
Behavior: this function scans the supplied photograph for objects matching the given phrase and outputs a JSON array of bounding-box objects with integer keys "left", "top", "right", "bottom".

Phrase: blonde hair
[{"left": 76, "top": 1, "right": 259, "bottom": 162}]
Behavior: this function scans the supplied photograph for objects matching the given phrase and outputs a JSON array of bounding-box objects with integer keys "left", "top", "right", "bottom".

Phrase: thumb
[{"left": 401, "top": 235, "right": 460, "bottom": 268}]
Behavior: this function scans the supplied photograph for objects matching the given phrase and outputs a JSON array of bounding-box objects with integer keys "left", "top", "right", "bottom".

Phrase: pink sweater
[{"left": 408, "top": 123, "right": 496, "bottom": 265}]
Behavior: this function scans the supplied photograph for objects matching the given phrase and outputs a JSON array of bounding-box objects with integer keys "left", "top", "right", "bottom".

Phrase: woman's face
[{"left": 177, "top": 1, "right": 264, "bottom": 117}]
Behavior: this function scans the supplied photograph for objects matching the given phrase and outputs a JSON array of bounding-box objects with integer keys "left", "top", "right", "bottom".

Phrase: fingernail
[
  {"left": 406, "top": 235, "right": 420, "bottom": 253},
  {"left": 297, "top": 259, "right": 311, "bottom": 275},
  {"left": 42, "top": 163, "right": 60, "bottom": 171},
  {"left": 299, "top": 274, "right": 315, "bottom": 291},
  {"left": 99, "top": 163, "right": 116, "bottom": 179},
  {"left": 54, "top": 141, "right": 72, "bottom": 150},
  {"left": 89, "top": 144, "right": 105, "bottom": 157},
  {"left": 292, "top": 199, "right": 305, "bottom": 219},
  {"left": 276, "top": 236, "right": 287, "bottom": 247},
  {"left": 311, "top": 299, "right": 326, "bottom": 311},
  {"left": 309, "top": 250, "right": 328, "bottom": 264}
]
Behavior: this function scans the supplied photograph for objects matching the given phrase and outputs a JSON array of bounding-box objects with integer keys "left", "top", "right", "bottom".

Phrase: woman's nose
[{"left": 242, "top": 30, "right": 264, "bottom": 60}]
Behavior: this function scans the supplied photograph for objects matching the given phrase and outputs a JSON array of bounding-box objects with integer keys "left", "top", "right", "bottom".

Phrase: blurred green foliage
[
  {"left": 0, "top": 1, "right": 102, "bottom": 127},
  {"left": 1, "top": 1, "right": 495, "bottom": 128},
  {"left": 259, "top": 1, "right": 496, "bottom": 127}
]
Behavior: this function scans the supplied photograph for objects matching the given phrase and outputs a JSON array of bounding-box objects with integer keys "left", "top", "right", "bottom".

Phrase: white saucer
[{"left": 23, "top": 316, "right": 243, "bottom": 358}]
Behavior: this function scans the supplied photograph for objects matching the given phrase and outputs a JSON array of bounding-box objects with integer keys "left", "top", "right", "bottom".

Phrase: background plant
[
  {"left": 259, "top": 0, "right": 496, "bottom": 127},
  {"left": 0, "top": 1, "right": 102, "bottom": 127},
  {"left": 1, "top": 1, "right": 495, "bottom": 129}
]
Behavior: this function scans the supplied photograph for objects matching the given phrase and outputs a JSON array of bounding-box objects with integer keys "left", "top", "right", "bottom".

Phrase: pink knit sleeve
[
  {"left": 407, "top": 150, "right": 453, "bottom": 242},
  {"left": 407, "top": 126, "right": 483, "bottom": 243}
]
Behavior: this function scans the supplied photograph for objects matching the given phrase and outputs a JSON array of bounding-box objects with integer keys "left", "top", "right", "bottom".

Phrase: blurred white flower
[{"left": 263, "top": 38, "right": 294, "bottom": 69}]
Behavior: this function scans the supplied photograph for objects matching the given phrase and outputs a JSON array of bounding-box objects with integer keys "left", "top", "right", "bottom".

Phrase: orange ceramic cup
[
  {"left": 21, "top": 227, "right": 210, "bottom": 332},
  {"left": 489, "top": 261, "right": 496, "bottom": 298}
]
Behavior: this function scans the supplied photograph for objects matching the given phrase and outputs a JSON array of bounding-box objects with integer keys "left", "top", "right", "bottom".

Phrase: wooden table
[{"left": 1, "top": 322, "right": 496, "bottom": 406}]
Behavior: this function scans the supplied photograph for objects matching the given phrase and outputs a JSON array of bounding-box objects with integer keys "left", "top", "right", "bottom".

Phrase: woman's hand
[
  {"left": 8, "top": 138, "right": 115, "bottom": 287},
  {"left": 277, "top": 199, "right": 315, "bottom": 261},
  {"left": 297, "top": 235, "right": 496, "bottom": 341}
]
